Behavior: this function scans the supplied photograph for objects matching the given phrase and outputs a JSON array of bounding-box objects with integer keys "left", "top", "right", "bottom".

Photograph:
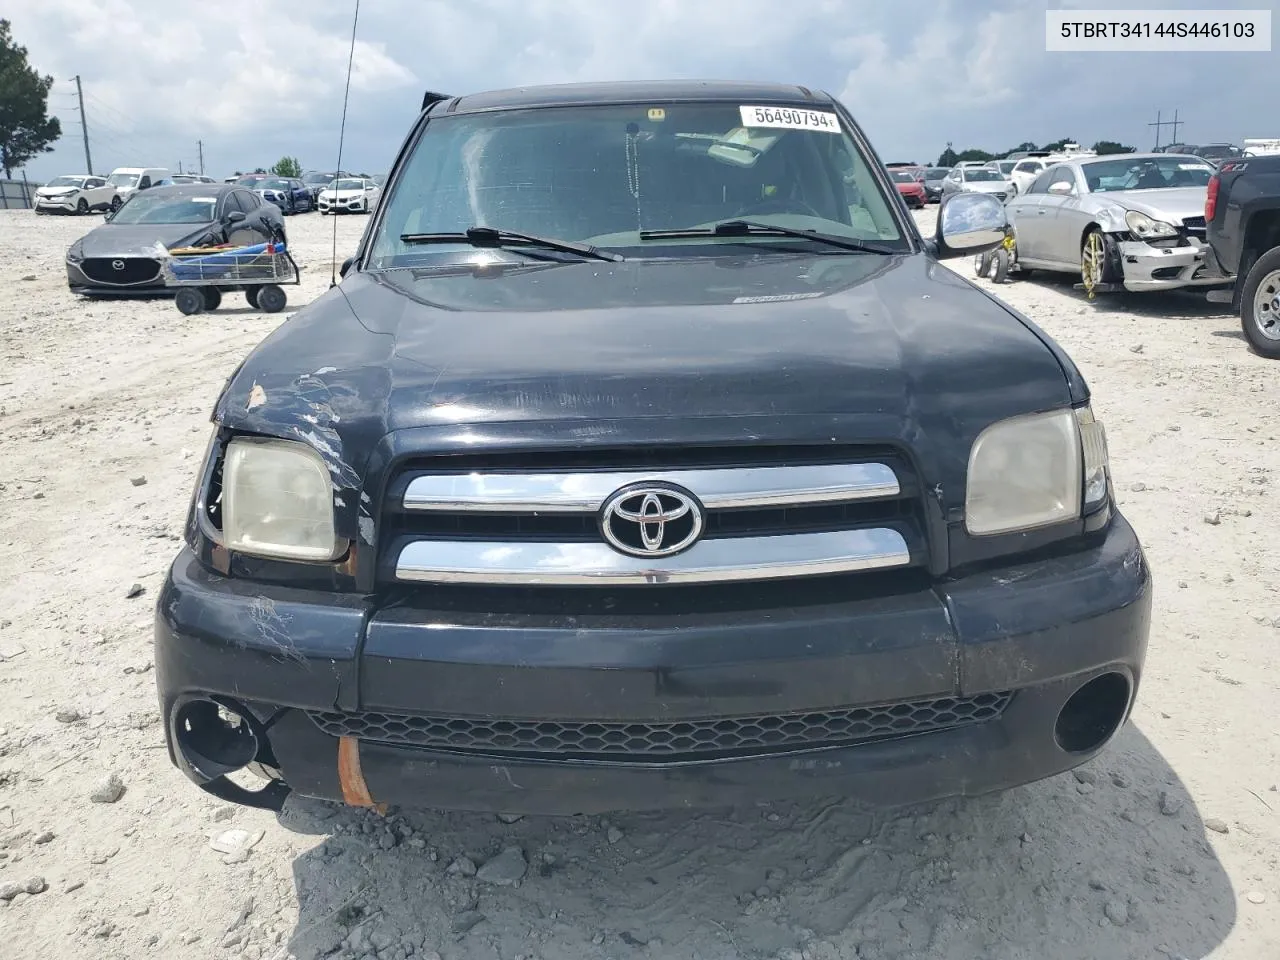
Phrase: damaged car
[
  {"left": 1004, "top": 153, "right": 1231, "bottom": 297},
  {"left": 155, "top": 80, "right": 1149, "bottom": 817},
  {"left": 66, "top": 183, "right": 286, "bottom": 297}
]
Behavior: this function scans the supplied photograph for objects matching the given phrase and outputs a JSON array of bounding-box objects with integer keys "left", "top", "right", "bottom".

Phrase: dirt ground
[{"left": 0, "top": 205, "right": 1277, "bottom": 960}]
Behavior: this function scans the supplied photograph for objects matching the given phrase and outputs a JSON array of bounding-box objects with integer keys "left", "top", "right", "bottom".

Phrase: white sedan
[
  {"left": 318, "top": 177, "right": 382, "bottom": 214},
  {"left": 34, "top": 175, "right": 119, "bottom": 215}
]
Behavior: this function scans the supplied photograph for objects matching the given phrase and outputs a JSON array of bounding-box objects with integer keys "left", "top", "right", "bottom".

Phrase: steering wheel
[{"left": 735, "top": 196, "right": 824, "bottom": 219}]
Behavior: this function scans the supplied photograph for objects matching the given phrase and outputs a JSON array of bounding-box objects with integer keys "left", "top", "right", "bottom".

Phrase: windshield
[
  {"left": 368, "top": 101, "right": 905, "bottom": 267},
  {"left": 236, "top": 176, "right": 266, "bottom": 186},
  {"left": 1081, "top": 156, "right": 1214, "bottom": 192},
  {"left": 995, "top": 161, "right": 1016, "bottom": 174},
  {"left": 108, "top": 173, "right": 139, "bottom": 188},
  {"left": 303, "top": 173, "right": 332, "bottom": 184},
  {"left": 334, "top": 179, "right": 365, "bottom": 190},
  {"left": 890, "top": 171, "right": 917, "bottom": 183},
  {"left": 110, "top": 192, "right": 217, "bottom": 224},
  {"left": 924, "top": 168, "right": 949, "bottom": 179},
  {"left": 48, "top": 176, "right": 84, "bottom": 188},
  {"left": 259, "top": 179, "right": 290, "bottom": 191},
  {"left": 963, "top": 169, "right": 1004, "bottom": 182}
]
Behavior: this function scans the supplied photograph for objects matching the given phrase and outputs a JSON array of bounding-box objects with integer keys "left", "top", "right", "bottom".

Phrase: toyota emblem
[
  {"left": 599, "top": 483, "right": 704, "bottom": 558},
  {"left": 111, "top": 259, "right": 126, "bottom": 271}
]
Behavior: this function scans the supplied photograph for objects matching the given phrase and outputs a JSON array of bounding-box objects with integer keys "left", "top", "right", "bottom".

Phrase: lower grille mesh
[{"left": 308, "top": 692, "right": 1012, "bottom": 761}]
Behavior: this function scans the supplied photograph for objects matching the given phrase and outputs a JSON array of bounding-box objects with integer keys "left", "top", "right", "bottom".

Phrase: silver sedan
[
  {"left": 1004, "top": 153, "right": 1232, "bottom": 296},
  {"left": 939, "top": 166, "right": 1015, "bottom": 203}
]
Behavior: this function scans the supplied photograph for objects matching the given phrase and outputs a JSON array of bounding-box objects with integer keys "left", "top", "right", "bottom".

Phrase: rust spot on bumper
[{"left": 337, "top": 736, "right": 386, "bottom": 813}]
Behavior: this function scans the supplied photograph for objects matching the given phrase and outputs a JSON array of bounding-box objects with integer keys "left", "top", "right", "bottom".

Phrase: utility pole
[
  {"left": 178, "top": 160, "right": 184, "bottom": 174},
  {"left": 1149, "top": 110, "right": 1163, "bottom": 150},
  {"left": 1168, "top": 109, "right": 1183, "bottom": 146},
  {"left": 198, "top": 140, "right": 205, "bottom": 176},
  {"left": 74, "top": 75, "right": 93, "bottom": 175}
]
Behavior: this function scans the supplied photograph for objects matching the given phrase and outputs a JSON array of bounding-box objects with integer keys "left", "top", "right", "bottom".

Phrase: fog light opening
[
  {"left": 174, "top": 697, "right": 261, "bottom": 782},
  {"left": 1054, "top": 672, "right": 1130, "bottom": 754}
]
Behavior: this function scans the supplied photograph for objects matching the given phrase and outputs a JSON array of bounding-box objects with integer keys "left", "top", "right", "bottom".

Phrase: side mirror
[
  {"left": 339, "top": 257, "right": 354, "bottom": 278},
  {"left": 225, "top": 210, "right": 246, "bottom": 223},
  {"left": 933, "top": 192, "right": 1005, "bottom": 259},
  {"left": 1048, "top": 181, "right": 1073, "bottom": 195}
]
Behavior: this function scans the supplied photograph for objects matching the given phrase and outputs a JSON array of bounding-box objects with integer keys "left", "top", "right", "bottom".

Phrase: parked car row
[{"left": 35, "top": 165, "right": 172, "bottom": 215}]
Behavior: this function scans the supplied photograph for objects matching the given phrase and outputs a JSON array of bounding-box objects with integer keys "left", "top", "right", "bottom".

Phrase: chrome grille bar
[
  {"left": 402, "top": 463, "right": 900, "bottom": 513},
  {"left": 395, "top": 528, "right": 910, "bottom": 585}
]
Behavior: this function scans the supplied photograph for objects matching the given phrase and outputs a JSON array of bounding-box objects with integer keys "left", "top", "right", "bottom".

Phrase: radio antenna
[{"left": 331, "top": 0, "right": 362, "bottom": 287}]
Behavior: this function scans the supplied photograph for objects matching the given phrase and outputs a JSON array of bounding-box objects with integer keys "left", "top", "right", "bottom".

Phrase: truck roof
[{"left": 441, "top": 80, "right": 831, "bottom": 115}]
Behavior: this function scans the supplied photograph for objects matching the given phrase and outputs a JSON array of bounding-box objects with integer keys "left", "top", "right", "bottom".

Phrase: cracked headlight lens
[
  {"left": 965, "top": 409, "right": 1082, "bottom": 536},
  {"left": 223, "top": 437, "right": 340, "bottom": 561}
]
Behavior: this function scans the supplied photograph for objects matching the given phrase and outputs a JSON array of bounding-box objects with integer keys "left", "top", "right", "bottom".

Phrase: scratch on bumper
[{"left": 1116, "top": 239, "right": 1233, "bottom": 291}]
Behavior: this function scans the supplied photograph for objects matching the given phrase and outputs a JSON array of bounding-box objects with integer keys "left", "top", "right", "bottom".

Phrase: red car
[{"left": 890, "top": 169, "right": 926, "bottom": 208}]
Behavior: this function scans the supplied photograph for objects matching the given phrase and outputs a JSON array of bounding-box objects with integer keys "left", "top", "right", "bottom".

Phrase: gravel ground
[{"left": 0, "top": 206, "right": 1277, "bottom": 960}]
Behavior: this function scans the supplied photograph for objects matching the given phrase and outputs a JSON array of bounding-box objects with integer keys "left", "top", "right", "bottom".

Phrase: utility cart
[{"left": 162, "top": 241, "right": 300, "bottom": 315}]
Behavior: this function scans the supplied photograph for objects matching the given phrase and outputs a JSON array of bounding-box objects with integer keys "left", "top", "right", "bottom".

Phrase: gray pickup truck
[{"left": 1205, "top": 155, "right": 1280, "bottom": 356}]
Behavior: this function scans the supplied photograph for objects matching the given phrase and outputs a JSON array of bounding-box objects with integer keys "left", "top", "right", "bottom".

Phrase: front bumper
[
  {"left": 66, "top": 261, "right": 170, "bottom": 298},
  {"left": 36, "top": 195, "right": 80, "bottom": 211},
  {"left": 156, "top": 515, "right": 1150, "bottom": 815},
  {"left": 1117, "top": 237, "right": 1234, "bottom": 292}
]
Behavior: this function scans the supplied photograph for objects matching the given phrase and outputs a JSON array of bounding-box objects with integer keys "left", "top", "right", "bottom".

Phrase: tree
[
  {"left": 0, "top": 20, "right": 61, "bottom": 178},
  {"left": 1092, "top": 140, "right": 1135, "bottom": 156},
  {"left": 937, "top": 145, "right": 958, "bottom": 167},
  {"left": 955, "top": 148, "right": 996, "bottom": 163},
  {"left": 270, "top": 155, "right": 302, "bottom": 178},
  {"left": 1041, "top": 137, "right": 1077, "bottom": 152}
]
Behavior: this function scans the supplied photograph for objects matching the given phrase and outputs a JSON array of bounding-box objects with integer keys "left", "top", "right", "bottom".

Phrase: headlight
[
  {"left": 965, "top": 409, "right": 1082, "bottom": 536},
  {"left": 223, "top": 437, "right": 341, "bottom": 561},
  {"left": 1075, "top": 404, "right": 1110, "bottom": 508},
  {"left": 1124, "top": 210, "right": 1178, "bottom": 240},
  {"left": 66, "top": 242, "right": 84, "bottom": 263}
]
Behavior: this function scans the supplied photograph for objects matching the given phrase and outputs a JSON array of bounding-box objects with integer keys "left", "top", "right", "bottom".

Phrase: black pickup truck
[
  {"left": 155, "top": 81, "right": 1150, "bottom": 816},
  {"left": 1205, "top": 155, "right": 1280, "bottom": 356}
]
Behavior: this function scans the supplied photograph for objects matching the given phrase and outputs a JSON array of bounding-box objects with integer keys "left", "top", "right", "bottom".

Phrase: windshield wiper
[
  {"left": 640, "top": 220, "right": 901, "bottom": 255},
  {"left": 399, "top": 226, "right": 624, "bottom": 262}
]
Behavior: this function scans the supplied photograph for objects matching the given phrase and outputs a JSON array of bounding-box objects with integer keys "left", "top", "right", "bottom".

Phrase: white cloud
[{"left": 8, "top": 0, "right": 1274, "bottom": 180}]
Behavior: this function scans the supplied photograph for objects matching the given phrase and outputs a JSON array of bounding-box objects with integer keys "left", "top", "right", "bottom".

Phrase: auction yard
[{"left": 1, "top": 206, "right": 1278, "bottom": 959}]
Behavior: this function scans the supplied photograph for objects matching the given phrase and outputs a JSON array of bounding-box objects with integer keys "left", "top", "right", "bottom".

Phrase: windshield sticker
[
  {"left": 647, "top": 107, "right": 666, "bottom": 122},
  {"left": 1177, "top": 163, "right": 1210, "bottom": 170},
  {"left": 740, "top": 105, "right": 841, "bottom": 133},
  {"left": 733, "top": 292, "right": 824, "bottom": 304},
  {"left": 192, "top": 196, "right": 217, "bottom": 202}
]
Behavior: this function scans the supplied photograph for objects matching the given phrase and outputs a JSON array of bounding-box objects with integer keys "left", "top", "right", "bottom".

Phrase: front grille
[
  {"left": 80, "top": 257, "right": 161, "bottom": 285},
  {"left": 1181, "top": 215, "right": 1206, "bottom": 240},
  {"left": 308, "top": 692, "right": 1013, "bottom": 762},
  {"left": 380, "top": 446, "right": 930, "bottom": 586}
]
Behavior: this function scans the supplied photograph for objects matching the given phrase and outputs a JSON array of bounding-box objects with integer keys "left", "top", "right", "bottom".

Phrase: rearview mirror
[
  {"left": 225, "top": 210, "right": 246, "bottom": 223},
  {"left": 933, "top": 192, "right": 1005, "bottom": 258},
  {"left": 339, "top": 257, "right": 354, "bottom": 278}
]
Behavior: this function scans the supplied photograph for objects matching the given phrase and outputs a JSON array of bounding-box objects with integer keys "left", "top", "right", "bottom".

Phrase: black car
[
  {"left": 1204, "top": 155, "right": 1280, "bottom": 356},
  {"left": 256, "top": 177, "right": 314, "bottom": 214},
  {"left": 65, "top": 184, "right": 287, "bottom": 297},
  {"left": 156, "top": 81, "right": 1149, "bottom": 816}
]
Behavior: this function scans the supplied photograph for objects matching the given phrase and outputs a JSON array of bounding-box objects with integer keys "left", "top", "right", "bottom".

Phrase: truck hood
[
  {"left": 1102, "top": 186, "right": 1207, "bottom": 224},
  {"left": 218, "top": 251, "right": 1077, "bottom": 526}
]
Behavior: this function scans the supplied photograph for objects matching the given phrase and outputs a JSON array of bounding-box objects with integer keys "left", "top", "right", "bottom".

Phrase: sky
[{"left": 8, "top": 0, "right": 1277, "bottom": 183}]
